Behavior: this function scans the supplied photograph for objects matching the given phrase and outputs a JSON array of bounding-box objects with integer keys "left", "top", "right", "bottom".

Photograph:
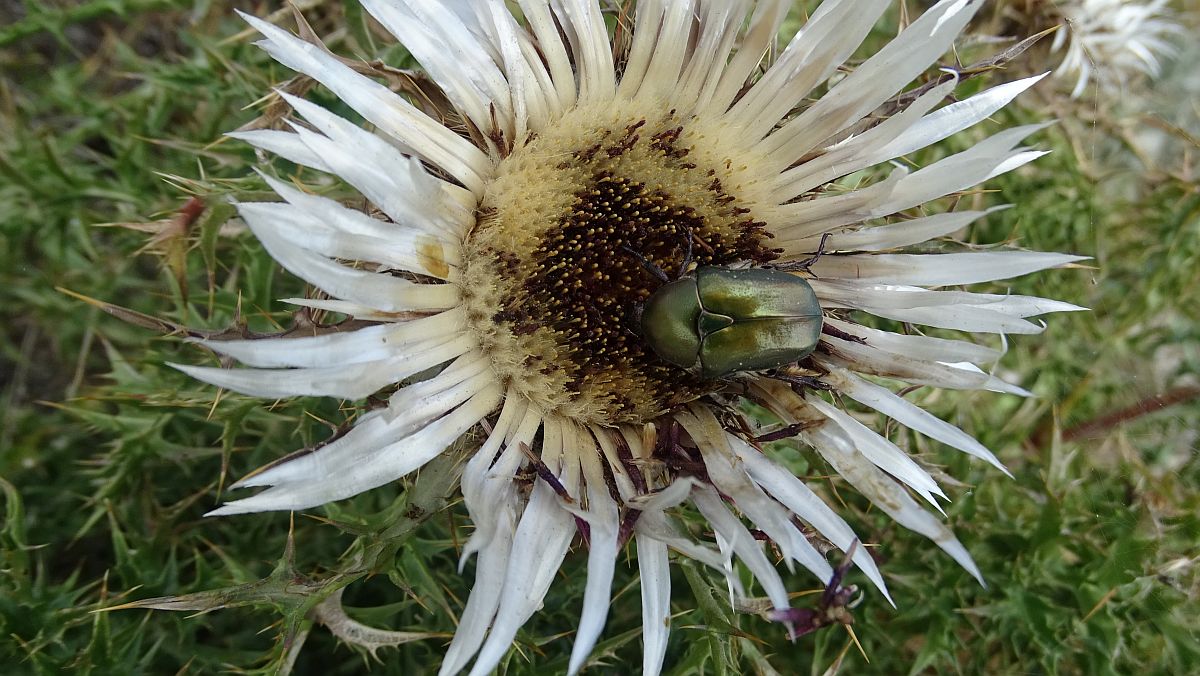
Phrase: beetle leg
[
  {"left": 619, "top": 244, "right": 671, "bottom": 282},
  {"left": 753, "top": 421, "right": 819, "bottom": 443},
  {"left": 775, "top": 232, "right": 832, "bottom": 276},
  {"left": 677, "top": 227, "right": 695, "bottom": 277},
  {"left": 767, "top": 371, "right": 835, "bottom": 392},
  {"left": 821, "top": 323, "right": 868, "bottom": 344},
  {"left": 798, "top": 232, "right": 833, "bottom": 273}
]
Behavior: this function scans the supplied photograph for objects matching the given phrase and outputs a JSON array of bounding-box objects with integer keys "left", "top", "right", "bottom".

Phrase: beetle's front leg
[
  {"left": 766, "top": 370, "right": 834, "bottom": 392},
  {"left": 774, "top": 232, "right": 832, "bottom": 276},
  {"left": 620, "top": 244, "right": 671, "bottom": 282},
  {"left": 753, "top": 420, "right": 820, "bottom": 443}
]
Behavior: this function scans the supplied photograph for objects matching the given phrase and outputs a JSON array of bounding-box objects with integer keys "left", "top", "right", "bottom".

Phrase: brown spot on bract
[{"left": 417, "top": 237, "right": 451, "bottom": 279}]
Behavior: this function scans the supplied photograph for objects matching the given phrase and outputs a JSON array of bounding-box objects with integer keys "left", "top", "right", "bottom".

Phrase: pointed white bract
[
  {"left": 566, "top": 429, "right": 620, "bottom": 676},
  {"left": 170, "top": 1, "right": 1083, "bottom": 672}
]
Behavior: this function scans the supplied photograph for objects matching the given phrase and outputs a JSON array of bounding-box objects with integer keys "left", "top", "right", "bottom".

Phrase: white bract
[{"left": 175, "top": 1, "right": 1085, "bottom": 673}]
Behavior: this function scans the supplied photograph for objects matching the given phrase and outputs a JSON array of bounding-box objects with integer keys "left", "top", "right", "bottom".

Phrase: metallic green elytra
[{"left": 640, "top": 266, "right": 824, "bottom": 379}]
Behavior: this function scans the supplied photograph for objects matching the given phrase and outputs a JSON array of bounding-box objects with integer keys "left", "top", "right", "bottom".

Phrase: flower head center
[{"left": 461, "top": 103, "right": 778, "bottom": 424}]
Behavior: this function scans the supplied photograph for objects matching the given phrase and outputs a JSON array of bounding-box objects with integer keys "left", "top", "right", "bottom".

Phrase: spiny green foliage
[{"left": 2, "top": 2, "right": 1197, "bottom": 674}]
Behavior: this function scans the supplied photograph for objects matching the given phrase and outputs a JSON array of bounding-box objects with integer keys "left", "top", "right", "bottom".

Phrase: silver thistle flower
[
  {"left": 172, "top": 1, "right": 1084, "bottom": 673},
  {"left": 1051, "top": 0, "right": 1184, "bottom": 97}
]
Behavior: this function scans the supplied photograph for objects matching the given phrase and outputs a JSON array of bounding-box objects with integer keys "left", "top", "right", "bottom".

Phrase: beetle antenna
[{"left": 620, "top": 245, "right": 671, "bottom": 282}]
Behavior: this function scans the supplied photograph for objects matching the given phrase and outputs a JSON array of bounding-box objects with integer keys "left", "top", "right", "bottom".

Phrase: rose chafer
[{"left": 640, "top": 266, "right": 823, "bottom": 379}]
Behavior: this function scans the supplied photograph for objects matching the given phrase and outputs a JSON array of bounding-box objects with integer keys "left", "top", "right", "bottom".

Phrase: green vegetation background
[{"left": 1, "top": 1, "right": 1197, "bottom": 674}]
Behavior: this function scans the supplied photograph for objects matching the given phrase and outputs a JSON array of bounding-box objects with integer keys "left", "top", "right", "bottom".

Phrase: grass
[{"left": 1, "top": 1, "right": 1197, "bottom": 674}]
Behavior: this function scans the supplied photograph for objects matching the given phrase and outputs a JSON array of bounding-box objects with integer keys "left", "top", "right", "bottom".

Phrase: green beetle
[{"left": 640, "top": 266, "right": 824, "bottom": 379}]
